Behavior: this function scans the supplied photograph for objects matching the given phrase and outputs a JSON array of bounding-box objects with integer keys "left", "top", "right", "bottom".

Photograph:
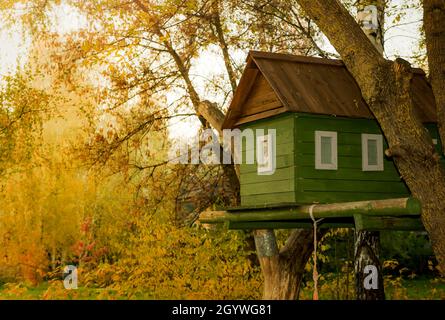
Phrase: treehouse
[{"left": 200, "top": 51, "right": 441, "bottom": 231}]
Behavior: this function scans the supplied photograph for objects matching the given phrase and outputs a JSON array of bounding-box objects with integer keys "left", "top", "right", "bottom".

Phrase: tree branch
[{"left": 211, "top": 0, "right": 238, "bottom": 93}]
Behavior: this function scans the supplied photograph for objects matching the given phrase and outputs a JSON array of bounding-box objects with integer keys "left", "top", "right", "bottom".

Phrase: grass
[
  {"left": 1, "top": 276, "right": 444, "bottom": 300},
  {"left": 0, "top": 281, "right": 162, "bottom": 300},
  {"left": 299, "top": 274, "right": 445, "bottom": 300},
  {"left": 0, "top": 282, "right": 116, "bottom": 300},
  {"left": 384, "top": 276, "right": 445, "bottom": 300}
]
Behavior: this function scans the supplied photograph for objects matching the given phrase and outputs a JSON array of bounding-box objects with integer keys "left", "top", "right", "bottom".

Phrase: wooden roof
[{"left": 222, "top": 51, "right": 437, "bottom": 129}]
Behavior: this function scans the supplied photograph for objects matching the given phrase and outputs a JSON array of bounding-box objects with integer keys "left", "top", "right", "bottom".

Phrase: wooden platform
[{"left": 199, "top": 197, "right": 424, "bottom": 231}]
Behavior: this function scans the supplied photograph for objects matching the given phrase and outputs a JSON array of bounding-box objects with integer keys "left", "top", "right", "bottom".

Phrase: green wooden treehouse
[{"left": 200, "top": 51, "right": 440, "bottom": 231}]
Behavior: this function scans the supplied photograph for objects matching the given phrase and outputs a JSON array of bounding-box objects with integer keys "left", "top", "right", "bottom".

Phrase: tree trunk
[
  {"left": 356, "top": 0, "right": 385, "bottom": 54},
  {"left": 254, "top": 229, "right": 316, "bottom": 299},
  {"left": 197, "top": 99, "right": 241, "bottom": 193},
  {"left": 354, "top": 0, "right": 385, "bottom": 300},
  {"left": 296, "top": 0, "right": 445, "bottom": 275},
  {"left": 354, "top": 231, "right": 385, "bottom": 300},
  {"left": 423, "top": 0, "right": 445, "bottom": 155}
]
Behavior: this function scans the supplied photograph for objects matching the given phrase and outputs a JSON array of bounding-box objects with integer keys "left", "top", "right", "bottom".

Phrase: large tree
[{"left": 295, "top": 0, "right": 445, "bottom": 275}]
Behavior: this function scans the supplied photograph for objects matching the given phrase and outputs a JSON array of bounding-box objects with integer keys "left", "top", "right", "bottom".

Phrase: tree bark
[
  {"left": 197, "top": 100, "right": 241, "bottom": 190},
  {"left": 354, "top": 0, "right": 385, "bottom": 300},
  {"left": 196, "top": 100, "right": 226, "bottom": 136},
  {"left": 423, "top": 0, "right": 445, "bottom": 155},
  {"left": 354, "top": 231, "right": 385, "bottom": 300},
  {"left": 296, "top": 0, "right": 445, "bottom": 275},
  {"left": 253, "top": 229, "right": 316, "bottom": 299}
]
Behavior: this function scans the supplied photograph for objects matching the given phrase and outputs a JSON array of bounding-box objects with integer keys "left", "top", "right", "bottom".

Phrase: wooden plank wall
[
  {"left": 238, "top": 112, "right": 443, "bottom": 207},
  {"left": 294, "top": 113, "right": 411, "bottom": 203},
  {"left": 235, "top": 74, "right": 285, "bottom": 126},
  {"left": 240, "top": 114, "right": 296, "bottom": 206}
]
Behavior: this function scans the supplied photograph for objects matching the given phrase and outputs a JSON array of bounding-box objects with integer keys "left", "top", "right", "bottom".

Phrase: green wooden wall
[
  {"left": 240, "top": 112, "right": 443, "bottom": 207},
  {"left": 294, "top": 113, "right": 409, "bottom": 203},
  {"left": 240, "top": 114, "right": 296, "bottom": 206}
]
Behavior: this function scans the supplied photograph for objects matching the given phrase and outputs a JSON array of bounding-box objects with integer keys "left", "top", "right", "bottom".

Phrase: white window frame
[
  {"left": 361, "top": 133, "right": 384, "bottom": 171},
  {"left": 256, "top": 132, "right": 276, "bottom": 175},
  {"left": 315, "top": 131, "right": 338, "bottom": 170}
]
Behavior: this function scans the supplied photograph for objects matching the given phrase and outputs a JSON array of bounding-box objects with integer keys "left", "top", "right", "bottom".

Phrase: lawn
[
  {"left": 1, "top": 277, "right": 444, "bottom": 300},
  {"left": 299, "top": 275, "right": 445, "bottom": 300}
]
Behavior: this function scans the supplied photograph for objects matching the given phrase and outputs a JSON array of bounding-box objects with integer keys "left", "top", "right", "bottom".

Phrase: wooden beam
[
  {"left": 229, "top": 220, "right": 354, "bottom": 230},
  {"left": 249, "top": 50, "right": 344, "bottom": 66},
  {"left": 354, "top": 214, "right": 425, "bottom": 231},
  {"left": 199, "top": 197, "right": 421, "bottom": 224}
]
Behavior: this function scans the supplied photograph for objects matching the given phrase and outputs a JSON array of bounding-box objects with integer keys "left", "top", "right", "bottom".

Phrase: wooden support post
[
  {"left": 354, "top": 230, "right": 385, "bottom": 300},
  {"left": 253, "top": 229, "right": 282, "bottom": 299},
  {"left": 253, "top": 229, "right": 316, "bottom": 300}
]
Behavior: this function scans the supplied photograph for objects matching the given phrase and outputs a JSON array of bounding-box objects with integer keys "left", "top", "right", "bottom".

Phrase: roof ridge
[
  {"left": 249, "top": 50, "right": 344, "bottom": 67},
  {"left": 249, "top": 50, "right": 427, "bottom": 75}
]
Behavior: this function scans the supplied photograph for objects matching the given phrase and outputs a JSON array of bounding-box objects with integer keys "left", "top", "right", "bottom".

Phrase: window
[
  {"left": 257, "top": 132, "right": 276, "bottom": 175},
  {"left": 362, "top": 134, "right": 384, "bottom": 171},
  {"left": 315, "top": 131, "right": 337, "bottom": 170}
]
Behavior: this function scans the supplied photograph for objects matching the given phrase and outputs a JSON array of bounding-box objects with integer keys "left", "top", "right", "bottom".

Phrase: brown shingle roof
[{"left": 222, "top": 51, "right": 437, "bottom": 129}]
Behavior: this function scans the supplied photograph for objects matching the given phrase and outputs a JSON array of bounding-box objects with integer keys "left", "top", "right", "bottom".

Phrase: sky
[{"left": 0, "top": 0, "right": 424, "bottom": 139}]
